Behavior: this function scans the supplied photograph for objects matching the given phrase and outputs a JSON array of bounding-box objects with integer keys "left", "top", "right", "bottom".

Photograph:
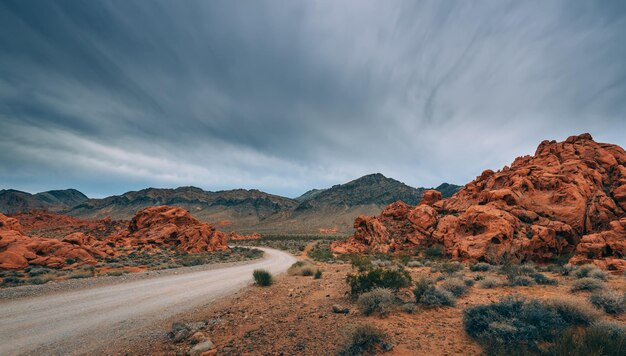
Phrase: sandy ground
[
  {"left": 0, "top": 247, "right": 296, "bottom": 356},
  {"left": 125, "top": 260, "right": 626, "bottom": 356}
]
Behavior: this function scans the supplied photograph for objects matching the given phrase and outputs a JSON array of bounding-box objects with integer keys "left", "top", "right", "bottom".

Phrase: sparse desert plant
[
  {"left": 546, "top": 320, "right": 626, "bottom": 356},
  {"left": 406, "top": 260, "right": 423, "bottom": 268},
  {"left": 337, "top": 324, "right": 389, "bottom": 356},
  {"left": 66, "top": 270, "right": 93, "bottom": 279},
  {"left": 349, "top": 255, "right": 373, "bottom": 272},
  {"left": 532, "top": 272, "right": 558, "bottom": 285},
  {"left": 357, "top": 288, "right": 396, "bottom": 317},
  {"left": 431, "top": 261, "right": 464, "bottom": 274},
  {"left": 413, "top": 277, "right": 435, "bottom": 302},
  {"left": 470, "top": 262, "right": 491, "bottom": 272},
  {"left": 252, "top": 269, "right": 273, "bottom": 286},
  {"left": 346, "top": 268, "right": 412, "bottom": 296},
  {"left": 440, "top": 278, "right": 469, "bottom": 297},
  {"left": 464, "top": 278, "right": 476, "bottom": 287},
  {"left": 589, "top": 290, "right": 626, "bottom": 315},
  {"left": 28, "top": 275, "right": 54, "bottom": 285},
  {"left": 571, "top": 277, "right": 604, "bottom": 292},
  {"left": 425, "top": 244, "right": 445, "bottom": 258},
  {"left": 314, "top": 269, "right": 322, "bottom": 279},
  {"left": 463, "top": 296, "right": 597, "bottom": 353},
  {"left": 574, "top": 264, "right": 607, "bottom": 280},
  {"left": 401, "top": 303, "right": 417, "bottom": 314},
  {"left": 288, "top": 260, "right": 316, "bottom": 276},
  {"left": 478, "top": 277, "right": 502, "bottom": 289},
  {"left": 508, "top": 275, "right": 536, "bottom": 287},
  {"left": 546, "top": 298, "right": 599, "bottom": 325},
  {"left": 419, "top": 287, "right": 456, "bottom": 307}
]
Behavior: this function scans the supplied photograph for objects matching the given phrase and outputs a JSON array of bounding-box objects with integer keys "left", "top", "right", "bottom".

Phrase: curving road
[{"left": 0, "top": 247, "right": 297, "bottom": 356}]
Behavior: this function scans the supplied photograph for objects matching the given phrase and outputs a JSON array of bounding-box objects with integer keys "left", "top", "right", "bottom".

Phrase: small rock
[
  {"left": 189, "top": 340, "right": 215, "bottom": 356},
  {"left": 189, "top": 331, "right": 205, "bottom": 344}
]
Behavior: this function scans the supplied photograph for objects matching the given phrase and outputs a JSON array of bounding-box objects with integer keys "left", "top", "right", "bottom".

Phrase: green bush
[
  {"left": 546, "top": 320, "right": 626, "bottom": 356},
  {"left": 478, "top": 277, "right": 502, "bottom": 289},
  {"left": 419, "top": 287, "right": 456, "bottom": 307},
  {"left": 532, "top": 272, "right": 558, "bottom": 285},
  {"left": 314, "top": 269, "right": 322, "bottom": 279},
  {"left": 288, "top": 260, "right": 316, "bottom": 276},
  {"left": 470, "top": 262, "right": 491, "bottom": 272},
  {"left": 441, "top": 278, "right": 469, "bottom": 297},
  {"left": 508, "top": 275, "right": 536, "bottom": 286},
  {"left": 337, "top": 324, "right": 389, "bottom": 356},
  {"left": 464, "top": 278, "right": 476, "bottom": 287},
  {"left": 589, "top": 290, "right": 626, "bottom": 315},
  {"left": 346, "top": 268, "right": 412, "bottom": 296},
  {"left": 546, "top": 298, "right": 599, "bottom": 325},
  {"left": 357, "top": 288, "right": 396, "bottom": 317},
  {"left": 574, "top": 264, "right": 607, "bottom": 281},
  {"left": 425, "top": 244, "right": 445, "bottom": 258},
  {"left": 571, "top": 278, "right": 604, "bottom": 292},
  {"left": 413, "top": 277, "right": 435, "bottom": 302},
  {"left": 463, "top": 296, "right": 598, "bottom": 353},
  {"left": 252, "top": 269, "right": 273, "bottom": 286},
  {"left": 431, "top": 261, "right": 464, "bottom": 274},
  {"left": 401, "top": 303, "right": 417, "bottom": 314}
]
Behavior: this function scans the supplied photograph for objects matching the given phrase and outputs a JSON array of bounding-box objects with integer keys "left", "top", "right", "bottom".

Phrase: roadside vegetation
[{"left": 0, "top": 246, "right": 263, "bottom": 288}]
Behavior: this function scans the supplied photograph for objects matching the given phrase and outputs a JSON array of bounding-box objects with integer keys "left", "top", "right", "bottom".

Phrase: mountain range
[{"left": 0, "top": 174, "right": 459, "bottom": 234}]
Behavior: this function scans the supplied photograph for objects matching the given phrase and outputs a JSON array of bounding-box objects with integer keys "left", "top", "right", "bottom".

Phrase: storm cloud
[{"left": 1, "top": 0, "right": 625, "bottom": 197}]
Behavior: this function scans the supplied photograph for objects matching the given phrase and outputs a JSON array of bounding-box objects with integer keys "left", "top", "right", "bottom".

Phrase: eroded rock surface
[{"left": 332, "top": 134, "right": 626, "bottom": 270}]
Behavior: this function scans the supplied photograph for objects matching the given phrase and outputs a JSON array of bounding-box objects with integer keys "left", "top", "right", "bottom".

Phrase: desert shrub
[
  {"left": 470, "top": 262, "right": 491, "bottom": 272},
  {"left": 29, "top": 276, "right": 54, "bottom": 285},
  {"left": 474, "top": 274, "right": 485, "bottom": 281},
  {"left": 574, "top": 264, "right": 607, "bottom": 281},
  {"left": 346, "top": 268, "right": 412, "bottom": 296},
  {"left": 425, "top": 244, "right": 445, "bottom": 258},
  {"left": 413, "top": 277, "right": 435, "bottom": 302},
  {"left": 357, "top": 288, "right": 396, "bottom": 317},
  {"left": 371, "top": 259, "right": 392, "bottom": 268},
  {"left": 431, "top": 261, "right": 464, "bottom": 274},
  {"left": 337, "top": 324, "right": 389, "bottom": 356},
  {"left": 545, "top": 298, "right": 599, "bottom": 325},
  {"left": 589, "top": 290, "right": 626, "bottom": 315},
  {"left": 440, "top": 278, "right": 469, "bottom": 297},
  {"left": 419, "top": 287, "right": 456, "bottom": 307},
  {"left": 570, "top": 278, "right": 604, "bottom": 292},
  {"left": 27, "top": 268, "right": 51, "bottom": 277},
  {"left": 64, "top": 258, "right": 76, "bottom": 265},
  {"left": 559, "top": 264, "right": 576, "bottom": 276},
  {"left": 307, "top": 244, "right": 335, "bottom": 262},
  {"left": 546, "top": 320, "right": 626, "bottom": 356},
  {"left": 252, "top": 269, "right": 273, "bottom": 286},
  {"left": 406, "top": 260, "right": 423, "bottom": 268},
  {"left": 463, "top": 296, "right": 595, "bottom": 353},
  {"left": 508, "top": 275, "right": 536, "bottom": 287},
  {"left": 106, "top": 270, "right": 125, "bottom": 277},
  {"left": 314, "top": 269, "right": 322, "bottom": 279},
  {"left": 401, "top": 303, "right": 417, "bottom": 314},
  {"left": 499, "top": 263, "right": 537, "bottom": 277},
  {"left": 180, "top": 255, "right": 205, "bottom": 266},
  {"left": 532, "top": 272, "right": 558, "bottom": 285},
  {"left": 464, "top": 278, "right": 476, "bottom": 287},
  {"left": 66, "top": 270, "right": 93, "bottom": 279},
  {"left": 349, "top": 255, "right": 373, "bottom": 272},
  {"left": 288, "top": 260, "right": 316, "bottom": 276},
  {"left": 478, "top": 277, "right": 502, "bottom": 289}
]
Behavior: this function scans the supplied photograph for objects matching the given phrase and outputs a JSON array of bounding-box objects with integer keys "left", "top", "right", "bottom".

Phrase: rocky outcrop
[
  {"left": 111, "top": 206, "right": 229, "bottom": 253},
  {"left": 228, "top": 232, "right": 262, "bottom": 241},
  {"left": 0, "top": 213, "right": 99, "bottom": 269},
  {"left": 1, "top": 206, "right": 235, "bottom": 270},
  {"left": 332, "top": 134, "right": 626, "bottom": 270}
]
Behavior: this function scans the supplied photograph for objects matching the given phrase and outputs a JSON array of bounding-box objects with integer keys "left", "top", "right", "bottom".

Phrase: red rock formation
[
  {"left": 332, "top": 134, "right": 626, "bottom": 270},
  {"left": 0, "top": 213, "right": 99, "bottom": 269},
  {"left": 318, "top": 228, "right": 338, "bottom": 234},
  {"left": 11, "top": 210, "right": 126, "bottom": 239},
  {"left": 1, "top": 206, "right": 236, "bottom": 270},
  {"left": 419, "top": 190, "right": 442, "bottom": 206},
  {"left": 111, "top": 206, "right": 229, "bottom": 253}
]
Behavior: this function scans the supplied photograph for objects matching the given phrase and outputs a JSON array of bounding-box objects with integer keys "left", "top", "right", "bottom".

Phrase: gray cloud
[{"left": 1, "top": 0, "right": 625, "bottom": 197}]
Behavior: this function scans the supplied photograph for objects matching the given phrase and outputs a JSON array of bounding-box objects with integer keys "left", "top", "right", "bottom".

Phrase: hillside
[{"left": 0, "top": 189, "right": 88, "bottom": 214}]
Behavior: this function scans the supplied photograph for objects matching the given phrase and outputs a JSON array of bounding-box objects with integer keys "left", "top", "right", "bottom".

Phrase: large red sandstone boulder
[
  {"left": 332, "top": 134, "right": 626, "bottom": 270},
  {"left": 112, "top": 206, "right": 229, "bottom": 253}
]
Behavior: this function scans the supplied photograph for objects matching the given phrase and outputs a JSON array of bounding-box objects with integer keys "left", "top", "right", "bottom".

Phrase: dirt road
[{"left": 0, "top": 247, "right": 297, "bottom": 355}]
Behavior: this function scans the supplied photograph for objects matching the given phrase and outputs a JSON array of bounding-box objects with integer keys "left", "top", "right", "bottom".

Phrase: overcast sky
[{"left": 1, "top": 1, "right": 625, "bottom": 198}]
